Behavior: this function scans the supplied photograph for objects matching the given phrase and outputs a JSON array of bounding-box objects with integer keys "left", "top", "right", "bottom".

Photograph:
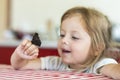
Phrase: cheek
[
  {"left": 57, "top": 40, "right": 61, "bottom": 54},
  {"left": 57, "top": 39, "right": 61, "bottom": 48},
  {"left": 73, "top": 42, "right": 91, "bottom": 57},
  {"left": 73, "top": 45, "right": 90, "bottom": 63}
]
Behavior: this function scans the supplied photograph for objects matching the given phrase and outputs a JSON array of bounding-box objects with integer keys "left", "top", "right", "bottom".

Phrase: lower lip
[{"left": 62, "top": 52, "right": 70, "bottom": 54}]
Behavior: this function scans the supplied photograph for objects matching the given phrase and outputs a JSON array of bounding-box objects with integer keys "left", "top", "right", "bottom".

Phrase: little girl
[{"left": 11, "top": 6, "right": 120, "bottom": 79}]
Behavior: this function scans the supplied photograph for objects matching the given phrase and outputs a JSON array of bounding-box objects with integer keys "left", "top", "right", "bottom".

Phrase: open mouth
[{"left": 62, "top": 49, "right": 71, "bottom": 54}]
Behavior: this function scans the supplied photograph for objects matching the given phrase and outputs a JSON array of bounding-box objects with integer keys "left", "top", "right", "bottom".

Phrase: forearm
[
  {"left": 100, "top": 64, "right": 120, "bottom": 79},
  {"left": 11, "top": 52, "right": 41, "bottom": 70}
]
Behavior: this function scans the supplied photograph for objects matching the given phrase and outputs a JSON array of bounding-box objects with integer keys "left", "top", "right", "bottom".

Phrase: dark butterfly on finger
[{"left": 31, "top": 32, "right": 41, "bottom": 47}]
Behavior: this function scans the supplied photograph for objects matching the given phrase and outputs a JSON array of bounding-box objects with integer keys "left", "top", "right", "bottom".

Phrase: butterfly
[{"left": 31, "top": 32, "right": 41, "bottom": 47}]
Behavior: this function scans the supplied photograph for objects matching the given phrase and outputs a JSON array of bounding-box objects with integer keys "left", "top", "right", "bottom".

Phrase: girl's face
[{"left": 58, "top": 16, "right": 91, "bottom": 69}]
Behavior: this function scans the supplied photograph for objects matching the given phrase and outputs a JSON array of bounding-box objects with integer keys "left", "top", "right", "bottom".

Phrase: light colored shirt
[{"left": 40, "top": 56, "right": 118, "bottom": 74}]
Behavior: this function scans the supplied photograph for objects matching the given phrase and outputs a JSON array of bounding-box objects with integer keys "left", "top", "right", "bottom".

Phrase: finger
[
  {"left": 15, "top": 39, "right": 30, "bottom": 54},
  {"left": 19, "top": 53, "right": 37, "bottom": 60},
  {"left": 23, "top": 50, "right": 38, "bottom": 59},
  {"left": 29, "top": 49, "right": 39, "bottom": 56},
  {"left": 32, "top": 52, "right": 39, "bottom": 59},
  {"left": 23, "top": 41, "right": 32, "bottom": 52},
  {"left": 25, "top": 45, "right": 39, "bottom": 56},
  {"left": 21, "top": 39, "right": 30, "bottom": 47}
]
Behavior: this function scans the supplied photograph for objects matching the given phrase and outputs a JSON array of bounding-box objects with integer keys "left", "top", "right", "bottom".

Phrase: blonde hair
[{"left": 61, "top": 6, "right": 112, "bottom": 69}]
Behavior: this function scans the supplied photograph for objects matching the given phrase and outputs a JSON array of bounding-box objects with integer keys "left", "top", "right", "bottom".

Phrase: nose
[{"left": 61, "top": 36, "right": 69, "bottom": 45}]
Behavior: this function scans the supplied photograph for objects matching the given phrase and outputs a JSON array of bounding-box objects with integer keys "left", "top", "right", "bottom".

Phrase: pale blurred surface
[
  {"left": 0, "top": 0, "right": 120, "bottom": 47},
  {"left": 0, "top": 39, "right": 57, "bottom": 48}
]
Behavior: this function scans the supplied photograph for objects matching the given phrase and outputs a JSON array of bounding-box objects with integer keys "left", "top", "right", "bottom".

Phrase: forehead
[{"left": 61, "top": 15, "right": 87, "bottom": 32}]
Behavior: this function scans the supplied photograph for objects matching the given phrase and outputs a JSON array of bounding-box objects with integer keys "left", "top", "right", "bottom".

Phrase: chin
[{"left": 61, "top": 58, "right": 72, "bottom": 64}]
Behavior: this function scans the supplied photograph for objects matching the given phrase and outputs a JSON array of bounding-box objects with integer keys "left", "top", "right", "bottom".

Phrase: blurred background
[{"left": 0, "top": 0, "right": 120, "bottom": 47}]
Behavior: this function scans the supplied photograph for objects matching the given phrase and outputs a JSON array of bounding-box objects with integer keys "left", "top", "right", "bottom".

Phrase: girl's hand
[{"left": 14, "top": 39, "right": 39, "bottom": 60}]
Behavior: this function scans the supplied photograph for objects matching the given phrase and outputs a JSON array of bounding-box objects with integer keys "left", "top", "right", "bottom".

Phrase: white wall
[{"left": 10, "top": 0, "right": 120, "bottom": 32}]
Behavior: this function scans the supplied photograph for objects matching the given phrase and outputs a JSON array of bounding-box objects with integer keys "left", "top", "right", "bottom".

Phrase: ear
[{"left": 95, "top": 43, "right": 105, "bottom": 56}]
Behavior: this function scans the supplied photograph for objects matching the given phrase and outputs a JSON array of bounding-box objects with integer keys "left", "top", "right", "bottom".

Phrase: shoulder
[
  {"left": 92, "top": 58, "right": 118, "bottom": 74},
  {"left": 97, "top": 58, "right": 118, "bottom": 65},
  {"left": 41, "top": 56, "right": 66, "bottom": 70},
  {"left": 41, "top": 56, "right": 61, "bottom": 64},
  {"left": 41, "top": 56, "right": 61, "bottom": 62},
  {"left": 94, "top": 58, "right": 118, "bottom": 68}
]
